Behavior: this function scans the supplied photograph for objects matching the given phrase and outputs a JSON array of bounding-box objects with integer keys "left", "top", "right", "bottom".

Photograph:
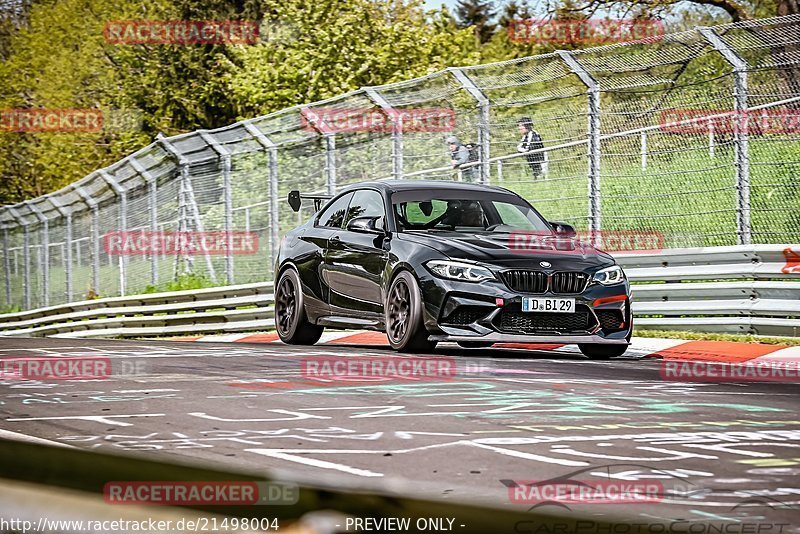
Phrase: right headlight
[
  {"left": 593, "top": 265, "right": 625, "bottom": 286},
  {"left": 425, "top": 260, "right": 495, "bottom": 283}
]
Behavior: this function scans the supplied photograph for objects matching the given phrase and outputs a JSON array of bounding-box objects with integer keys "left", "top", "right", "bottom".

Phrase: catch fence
[{"left": 2, "top": 15, "right": 799, "bottom": 310}]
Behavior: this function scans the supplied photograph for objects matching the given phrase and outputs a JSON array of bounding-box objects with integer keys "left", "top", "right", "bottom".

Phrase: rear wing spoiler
[{"left": 288, "top": 190, "right": 332, "bottom": 212}]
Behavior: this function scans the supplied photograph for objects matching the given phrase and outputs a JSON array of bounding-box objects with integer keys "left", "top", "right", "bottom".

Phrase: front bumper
[
  {"left": 429, "top": 332, "right": 629, "bottom": 344},
  {"left": 419, "top": 269, "right": 631, "bottom": 344}
]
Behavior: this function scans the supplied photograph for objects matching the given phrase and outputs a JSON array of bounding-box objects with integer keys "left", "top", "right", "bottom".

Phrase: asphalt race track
[{"left": 1, "top": 336, "right": 799, "bottom": 531}]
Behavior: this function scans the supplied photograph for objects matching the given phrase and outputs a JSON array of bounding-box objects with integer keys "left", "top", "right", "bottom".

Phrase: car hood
[{"left": 397, "top": 231, "right": 615, "bottom": 270}]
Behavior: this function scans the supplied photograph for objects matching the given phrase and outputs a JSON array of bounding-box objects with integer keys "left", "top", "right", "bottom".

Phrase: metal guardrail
[
  {"left": 0, "top": 245, "right": 797, "bottom": 338},
  {"left": 0, "top": 282, "right": 274, "bottom": 338}
]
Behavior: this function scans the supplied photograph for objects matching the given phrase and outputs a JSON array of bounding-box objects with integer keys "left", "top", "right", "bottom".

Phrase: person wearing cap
[
  {"left": 517, "top": 117, "right": 545, "bottom": 178},
  {"left": 446, "top": 135, "right": 477, "bottom": 182}
]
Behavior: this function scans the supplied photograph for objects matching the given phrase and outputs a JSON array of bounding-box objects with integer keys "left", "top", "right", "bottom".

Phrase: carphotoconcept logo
[
  {"left": 508, "top": 18, "right": 664, "bottom": 45},
  {"left": 104, "top": 481, "right": 298, "bottom": 505},
  {"left": 103, "top": 231, "right": 259, "bottom": 256},
  {"left": 300, "top": 107, "right": 456, "bottom": 134}
]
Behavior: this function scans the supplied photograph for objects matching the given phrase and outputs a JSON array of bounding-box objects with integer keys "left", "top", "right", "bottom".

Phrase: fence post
[
  {"left": 640, "top": 131, "right": 647, "bottom": 170},
  {"left": 450, "top": 68, "right": 490, "bottom": 184},
  {"left": 129, "top": 156, "right": 158, "bottom": 286},
  {"left": 158, "top": 134, "right": 217, "bottom": 282},
  {"left": 708, "top": 118, "right": 715, "bottom": 159},
  {"left": 365, "top": 87, "right": 404, "bottom": 179},
  {"left": 699, "top": 27, "right": 751, "bottom": 245},
  {"left": 2, "top": 225, "right": 10, "bottom": 306},
  {"left": 99, "top": 170, "right": 127, "bottom": 296},
  {"left": 23, "top": 225, "right": 30, "bottom": 309},
  {"left": 8, "top": 208, "right": 30, "bottom": 309},
  {"left": 325, "top": 134, "right": 336, "bottom": 194},
  {"left": 243, "top": 122, "right": 280, "bottom": 269},
  {"left": 26, "top": 201, "right": 49, "bottom": 307},
  {"left": 47, "top": 194, "right": 72, "bottom": 303},
  {"left": 200, "top": 132, "right": 234, "bottom": 284},
  {"left": 302, "top": 107, "right": 337, "bottom": 194},
  {"left": 73, "top": 186, "right": 100, "bottom": 298},
  {"left": 557, "top": 51, "right": 601, "bottom": 242}
]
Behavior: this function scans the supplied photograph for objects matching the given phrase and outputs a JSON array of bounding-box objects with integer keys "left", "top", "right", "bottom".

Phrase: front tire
[
  {"left": 385, "top": 271, "right": 437, "bottom": 353},
  {"left": 275, "top": 268, "right": 324, "bottom": 345},
  {"left": 578, "top": 343, "right": 628, "bottom": 359}
]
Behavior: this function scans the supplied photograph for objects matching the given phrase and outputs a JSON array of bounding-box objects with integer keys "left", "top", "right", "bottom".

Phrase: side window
[
  {"left": 317, "top": 193, "right": 353, "bottom": 229},
  {"left": 345, "top": 190, "right": 385, "bottom": 225}
]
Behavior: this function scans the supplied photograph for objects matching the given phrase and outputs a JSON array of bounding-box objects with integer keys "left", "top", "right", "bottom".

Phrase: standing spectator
[
  {"left": 446, "top": 135, "right": 478, "bottom": 182},
  {"left": 517, "top": 117, "right": 545, "bottom": 178}
]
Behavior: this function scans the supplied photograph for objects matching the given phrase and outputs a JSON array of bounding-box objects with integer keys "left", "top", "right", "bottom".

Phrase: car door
[
  {"left": 300, "top": 192, "right": 353, "bottom": 320},
  {"left": 326, "top": 188, "right": 389, "bottom": 321}
]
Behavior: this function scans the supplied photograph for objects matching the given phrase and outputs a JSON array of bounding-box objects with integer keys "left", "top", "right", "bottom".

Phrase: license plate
[{"left": 522, "top": 297, "right": 575, "bottom": 313}]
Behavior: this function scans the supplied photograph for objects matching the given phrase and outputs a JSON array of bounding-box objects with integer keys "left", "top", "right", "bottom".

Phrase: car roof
[{"left": 340, "top": 179, "right": 515, "bottom": 195}]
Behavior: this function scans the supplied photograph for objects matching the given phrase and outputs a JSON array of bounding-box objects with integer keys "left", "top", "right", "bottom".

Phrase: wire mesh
[{"left": 2, "top": 16, "right": 800, "bottom": 310}]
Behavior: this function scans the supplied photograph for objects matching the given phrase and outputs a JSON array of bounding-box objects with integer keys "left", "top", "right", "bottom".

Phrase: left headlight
[
  {"left": 425, "top": 260, "right": 495, "bottom": 282},
  {"left": 593, "top": 265, "right": 625, "bottom": 286}
]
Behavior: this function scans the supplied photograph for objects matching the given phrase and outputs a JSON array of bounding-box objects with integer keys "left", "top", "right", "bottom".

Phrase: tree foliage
[{"left": 0, "top": 0, "right": 797, "bottom": 204}]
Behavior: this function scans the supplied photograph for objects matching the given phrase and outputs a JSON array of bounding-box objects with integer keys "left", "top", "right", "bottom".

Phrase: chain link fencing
[{"left": 2, "top": 15, "right": 799, "bottom": 310}]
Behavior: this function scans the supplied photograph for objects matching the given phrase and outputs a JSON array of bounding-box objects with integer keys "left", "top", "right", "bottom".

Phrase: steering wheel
[{"left": 485, "top": 223, "right": 505, "bottom": 231}]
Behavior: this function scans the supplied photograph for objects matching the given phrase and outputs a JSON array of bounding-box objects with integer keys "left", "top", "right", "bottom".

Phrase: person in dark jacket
[
  {"left": 446, "top": 135, "right": 478, "bottom": 182},
  {"left": 517, "top": 117, "right": 545, "bottom": 178}
]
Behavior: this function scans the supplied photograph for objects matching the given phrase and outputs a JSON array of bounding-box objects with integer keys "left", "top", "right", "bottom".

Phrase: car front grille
[
  {"left": 501, "top": 270, "right": 590, "bottom": 294},
  {"left": 597, "top": 309, "right": 625, "bottom": 331},
  {"left": 551, "top": 272, "right": 591, "bottom": 294},
  {"left": 442, "top": 306, "right": 491, "bottom": 325},
  {"left": 497, "top": 304, "right": 595, "bottom": 334},
  {"left": 501, "top": 270, "right": 548, "bottom": 293}
]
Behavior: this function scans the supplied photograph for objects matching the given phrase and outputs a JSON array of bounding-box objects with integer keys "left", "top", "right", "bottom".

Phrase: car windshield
[{"left": 392, "top": 191, "right": 552, "bottom": 233}]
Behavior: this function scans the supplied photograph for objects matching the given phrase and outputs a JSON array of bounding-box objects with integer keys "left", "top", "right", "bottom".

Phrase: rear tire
[
  {"left": 385, "top": 271, "right": 437, "bottom": 353},
  {"left": 578, "top": 343, "right": 628, "bottom": 359},
  {"left": 275, "top": 268, "right": 324, "bottom": 345}
]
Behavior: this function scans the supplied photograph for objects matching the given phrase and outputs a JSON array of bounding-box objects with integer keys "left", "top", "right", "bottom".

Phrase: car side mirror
[
  {"left": 288, "top": 190, "right": 301, "bottom": 212},
  {"left": 550, "top": 221, "right": 577, "bottom": 238},
  {"left": 347, "top": 216, "right": 386, "bottom": 235}
]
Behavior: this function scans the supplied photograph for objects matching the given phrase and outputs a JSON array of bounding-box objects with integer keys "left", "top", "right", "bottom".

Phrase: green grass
[{"left": 142, "top": 273, "right": 217, "bottom": 294}]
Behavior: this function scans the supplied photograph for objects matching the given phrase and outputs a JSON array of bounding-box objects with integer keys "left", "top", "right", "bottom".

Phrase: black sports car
[{"left": 275, "top": 180, "right": 631, "bottom": 358}]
